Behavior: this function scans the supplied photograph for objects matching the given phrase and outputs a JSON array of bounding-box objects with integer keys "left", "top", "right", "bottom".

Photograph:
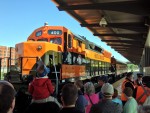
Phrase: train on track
[{"left": 5, "top": 23, "right": 127, "bottom": 84}]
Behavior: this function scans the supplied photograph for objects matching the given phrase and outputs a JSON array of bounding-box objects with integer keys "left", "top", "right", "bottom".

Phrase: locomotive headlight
[{"left": 37, "top": 45, "right": 42, "bottom": 51}]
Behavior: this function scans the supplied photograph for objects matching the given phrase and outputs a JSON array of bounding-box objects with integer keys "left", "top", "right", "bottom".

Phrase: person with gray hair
[
  {"left": 0, "top": 80, "right": 16, "bottom": 113},
  {"left": 84, "top": 82, "right": 99, "bottom": 113}
]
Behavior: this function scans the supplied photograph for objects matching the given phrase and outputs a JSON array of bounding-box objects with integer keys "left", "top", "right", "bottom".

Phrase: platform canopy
[{"left": 52, "top": 0, "right": 150, "bottom": 64}]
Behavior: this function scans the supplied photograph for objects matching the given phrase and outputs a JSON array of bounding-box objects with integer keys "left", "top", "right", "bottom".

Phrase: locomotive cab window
[
  {"left": 50, "top": 38, "right": 62, "bottom": 45},
  {"left": 36, "top": 30, "right": 42, "bottom": 37}
]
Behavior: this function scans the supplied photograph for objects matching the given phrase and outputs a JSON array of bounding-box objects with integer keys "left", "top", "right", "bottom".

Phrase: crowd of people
[{"left": 0, "top": 62, "right": 150, "bottom": 113}]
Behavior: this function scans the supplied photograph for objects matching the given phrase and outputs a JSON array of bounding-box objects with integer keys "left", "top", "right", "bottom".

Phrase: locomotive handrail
[
  {"left": 52, "top": 72, "right": 60, "bottom": 73},
  {"left": 19, "top": 56, "right": 39, "bottom": 58},
  {"left": 53, "top": 52, "right": 59, "bottom": 96}
]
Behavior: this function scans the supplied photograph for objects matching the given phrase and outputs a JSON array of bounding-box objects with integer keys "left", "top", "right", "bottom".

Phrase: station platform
[
  {"left": 112, "top": 77, "right": 125, "bottom": 96},
  {"left": 112, "top": 71, "right": 139, "bottom": 96}
]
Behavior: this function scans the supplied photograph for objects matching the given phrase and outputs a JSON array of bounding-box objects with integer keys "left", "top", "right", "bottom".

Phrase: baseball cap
[
  {"left": 137, "top": 73, "right": 143, "bottom": 78},
  {"left": 37, "top": 60, "right": 50, "bottom": 77},
  {"left": 37, "top": 65, "right": 50, "bottom": 77},
  {"left": 101, "top": 83, "right": 114, "bottom": 96}
]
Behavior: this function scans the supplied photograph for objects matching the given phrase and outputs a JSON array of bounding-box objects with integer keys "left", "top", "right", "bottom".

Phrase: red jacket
[{"left": 28, "top": 77, "right": 54, "bottom": 100}]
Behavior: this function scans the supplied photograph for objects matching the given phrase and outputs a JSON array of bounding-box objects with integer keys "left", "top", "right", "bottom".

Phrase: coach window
[
  {"left": 104, "top": 62, "right": 106, "bottom": 74},
  {"left": 100, "top": 61, "right": 102, "bottom": 75},
  {"left": 101, "top": 62, "right": 103, "bottom": 74},
  {"left": 104, "top": 62, "right": 107, "bottom": 74},
  {"left": 90, "top": 60, "right": 94, "bottom": 76},
  {"left": 105, "top": 62, "right": 108, "bottom": 73},
  {"left": 105, "top": 62, "right": 107, "bottom": 74},
  {"left": 106, "top": 63, "right": 110, "bottom": 73},
  {"left": 85, "top": 58, "right": 90, "bottom": 76},
  {"left": 63, "top": 52, "right": 72, "bottom": 64},
  {"left": 95, "top": 61, "right": 98, "bottom": 76},
  {"left": 103, "top": 62, "right": 105, "bottom": 74},
  {"left": 109, "top": 63, "right": 111, "bottom": 73},
  {"left": 101, "top": 62, "right": 104, "bottom": 75},
  {"left": 93, "top": 60, "right": 95, "bottom": 76},
  {"left": 68, "top": 34, "right": 72, "bottom": 48},
  {"left": 106, "top": 63, "right": 108, "bottom": 73},
  {"left": 98, "top": 61, "right": 100, "bottom": 75},
  {"left": 106, "top": 63, "right": 109, "bottom": 73},
  {"left": 99, "top": 61, "right": 101, "bottom": 75}
]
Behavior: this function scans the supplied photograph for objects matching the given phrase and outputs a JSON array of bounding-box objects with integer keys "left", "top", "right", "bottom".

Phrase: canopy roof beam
[
  {"left": 58, "top": 1, "right": 150, "bottom": 16},
  {"left": 81, "top": 23, "right": 148, "bottom": 32}
]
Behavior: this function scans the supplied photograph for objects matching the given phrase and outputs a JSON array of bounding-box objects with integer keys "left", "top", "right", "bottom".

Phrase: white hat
[{"left": 101, "top": 83, "right": 114, "bottom": 96}]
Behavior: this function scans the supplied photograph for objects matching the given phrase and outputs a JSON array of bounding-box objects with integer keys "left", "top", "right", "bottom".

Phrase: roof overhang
[{"left": 52, "top": 0, "right": 150, "bottom": 64}]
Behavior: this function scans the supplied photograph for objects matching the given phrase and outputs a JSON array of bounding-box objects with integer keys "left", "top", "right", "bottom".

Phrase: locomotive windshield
[{"left": 50, "top": 37, "right": 62, "bottom": 45}]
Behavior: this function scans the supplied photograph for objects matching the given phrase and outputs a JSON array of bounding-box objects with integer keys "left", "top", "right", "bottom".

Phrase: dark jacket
[
  {"left": 24, "top": 102, "right": 60, "bottom": 113},
  {"left": 60, "top": 107, "right": 83, "bottom": 113},
  {"left": 89, "top": 99, "right": 122, "bottom": 113},
  {"left": 75, "top": 90, "right": 88, "bottom": 113}
]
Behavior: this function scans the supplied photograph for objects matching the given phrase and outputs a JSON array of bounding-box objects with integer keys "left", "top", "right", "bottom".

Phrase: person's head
[
  {"left": 137, "top": 73, "right": 143, "bottom": 81},
  {"left": 142, "top": 76, "right": 150, "bottom": 88},
  {"left": 84, "top": 82, "right": 95, "bottom": 95},
  {"left": 0, "top": 81, "right": 16, "bottom": 113},
  {"left": 98, "top": 75, "right": 108, "bottom": 86},
  {"left": 112, "top": 88, "right": 118, "bottom": 98},
  {"left": 101, "top": 83, "right": 114, "bottom": 99},
  {"left": 138, "top": 105, "right": 150, "bottom": 113},
  {"left": 61, "top": 83, "right": 78, "bottom": 106},
  {"left": 123, "top": 87, "right": 133, "bottom": 98},
  {"left": 126, "top": 72, "right": 133, "bottom": 81},
  {"left": 74, "top": 80, "right": 83, "bottom": 90},
  {"left": 37, "top": 64, "right": 50, "bottom": 77}
]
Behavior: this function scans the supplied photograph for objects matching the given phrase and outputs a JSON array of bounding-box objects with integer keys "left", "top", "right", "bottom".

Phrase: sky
[{"left": 0, "top": 0, "right": 129, "bottom": 63}]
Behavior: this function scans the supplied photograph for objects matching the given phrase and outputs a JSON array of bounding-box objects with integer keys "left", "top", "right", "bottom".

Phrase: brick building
[{"left": 0, "top": 46, "right": 16, "bottom": 68}]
